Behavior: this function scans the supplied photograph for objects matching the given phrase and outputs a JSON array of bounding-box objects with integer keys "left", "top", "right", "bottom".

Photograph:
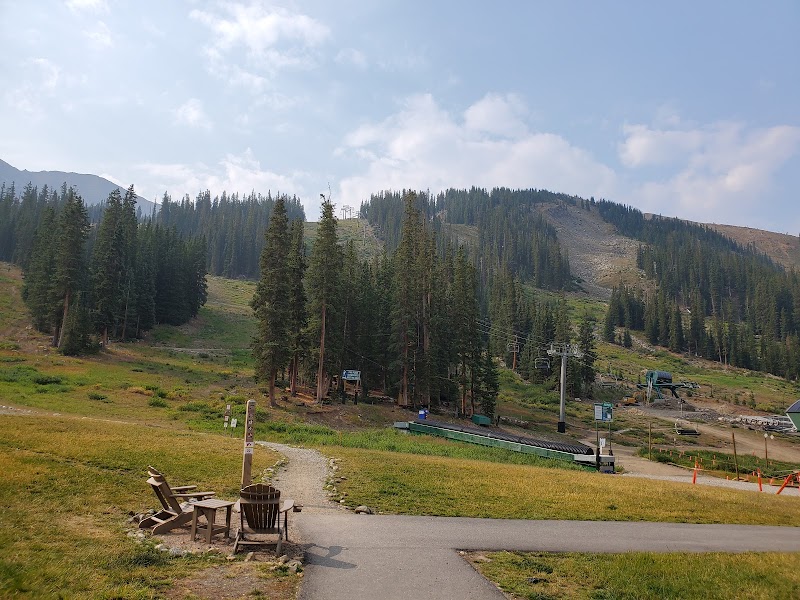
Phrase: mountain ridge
[{"left": 0, "top": 158, "right": 155, "bottom": 214}]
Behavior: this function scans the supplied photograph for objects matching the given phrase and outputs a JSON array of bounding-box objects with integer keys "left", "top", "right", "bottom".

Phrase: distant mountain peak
[{"left": 0, "top": 158, "right": 156, "bottom": 213}]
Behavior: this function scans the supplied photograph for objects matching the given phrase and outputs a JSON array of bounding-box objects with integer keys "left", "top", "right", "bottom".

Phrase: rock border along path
[{"left": 263, "top": 441, "right": 800, "bottom": 600}]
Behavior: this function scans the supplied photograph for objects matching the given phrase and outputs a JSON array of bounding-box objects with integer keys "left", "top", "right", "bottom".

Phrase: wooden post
[
  {"left": 241, "top": 399, "right": 256, "bottom": 489},
  {"left": 648, "top": 421, "right": 652, "bottom": 461},
  {"left": 732, "top": 431, "right": 740, "bottom": 481}
]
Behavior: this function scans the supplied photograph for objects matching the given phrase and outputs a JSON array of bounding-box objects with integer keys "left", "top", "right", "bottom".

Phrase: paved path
[
  {"left": 261, "top": 442, "right": 800, "bottom": 600},
  {"left": 297, "top": 514, "right": 800, "bottom": 600}
]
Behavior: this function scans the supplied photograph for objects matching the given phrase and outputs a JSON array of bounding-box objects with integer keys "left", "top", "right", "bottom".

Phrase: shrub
[
  {"left": 148, "top": 398, "right": 168, "bottom": 408},
  {"left": 88, "top": 392, "right": 109, "bottom": 402},
  {"left": 128, "top": 387, "right": 153, "bottom": 396},
  {"left": 33, "top": 375, "right": 64, "bottom": 385}
]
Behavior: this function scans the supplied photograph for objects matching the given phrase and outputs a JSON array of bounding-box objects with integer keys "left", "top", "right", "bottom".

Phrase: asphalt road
[{"left": 297, "top": 513, "right": 800, "bottom": 600}]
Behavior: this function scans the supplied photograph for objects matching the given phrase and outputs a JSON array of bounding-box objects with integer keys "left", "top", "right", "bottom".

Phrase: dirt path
[{"left": 258, "top": 442, "right": 343, "bottom": 516}]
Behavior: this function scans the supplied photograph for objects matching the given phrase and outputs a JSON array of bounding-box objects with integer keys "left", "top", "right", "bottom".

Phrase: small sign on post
[
  {"left": 594, "top": 402, "right": 613, "bottom": 422},
  {"left": 223, "top": 404, "right": 231, "bottom": 432},
  {"left": 241, "top": 399, "right": 256, "bottom": 489},
  {"left": 341, "top": 370, "right": 361, "bottom": 381}
]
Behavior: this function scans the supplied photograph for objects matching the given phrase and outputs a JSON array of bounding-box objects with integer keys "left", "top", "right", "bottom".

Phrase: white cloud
[
  {"left": 134, "top": 149, "right": 310, "bottom": 209},
  {"left": 190, "top": 2, "right": 330, "bottom": 88},
  {"left": 173, "top": 98, "right": 212, "bottom": 130},
  {"left": 619, "top": 120, "right": 800, "bottom": 225},
  {"left": 84, "top": 21, "right": 113, "bottom": 48},
  {"left": 5, "top": 58, "right": 61, "bottom": 117},
  {"left": 66, "top": 0, "right": 109, "bottom": 13},
  {"left": 336, "top": 48, "right": 368, "bottom": 69},
  {"left": 337, "top": 93, "right": 616, "bottom": 205},
  {"left": 464, "top": 93, "right": 528, "bottom": 138}
]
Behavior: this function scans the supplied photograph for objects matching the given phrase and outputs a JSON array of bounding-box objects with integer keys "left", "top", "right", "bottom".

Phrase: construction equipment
[{"left": 637, "top": 370, "right": 699, "bottom": 400}]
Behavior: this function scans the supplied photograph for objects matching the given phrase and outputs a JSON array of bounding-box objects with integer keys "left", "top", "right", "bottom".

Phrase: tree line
[
  {"left": 156, "top": 190, "right": 305, "bottom": 279},
  {"left": 1, "top": 182, "right": 207, "bottom": 353},
  {"left": 360, "top": 187, "right": 572, "bottom": 294},
  {"left": 598, "top": 201, "right": 800, "bottom": 380},
  {"left": 253, "top": 190, "right": 599, "bottom": 415},
  {"left": 252, "top": 192, "right": 503, "bottom": 417}
]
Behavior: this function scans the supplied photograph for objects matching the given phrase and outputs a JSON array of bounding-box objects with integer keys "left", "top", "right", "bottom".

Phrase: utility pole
[
  {"left": 548, "top": 342, "right": 583, "bottom": 433},
  {"left": 506, "top": 335, "right": 519, "bottom": 371}
]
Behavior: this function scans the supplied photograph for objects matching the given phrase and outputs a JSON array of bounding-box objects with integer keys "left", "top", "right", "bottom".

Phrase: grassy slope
[{"left": 2, "top": 263, "right": 800, "bottom": 598}]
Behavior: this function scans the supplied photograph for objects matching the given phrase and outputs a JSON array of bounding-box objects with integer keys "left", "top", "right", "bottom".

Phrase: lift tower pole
[{"left": 548, "top": 343, "right": 583, "bottom": 433}]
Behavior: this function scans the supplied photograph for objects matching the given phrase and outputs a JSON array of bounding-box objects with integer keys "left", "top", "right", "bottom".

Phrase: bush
[
  {"left": 88, "top": 392, "right": 109, "bottom": 402},
  {"left": 148, "top": 398, "right": 168, "bottom": 408}
]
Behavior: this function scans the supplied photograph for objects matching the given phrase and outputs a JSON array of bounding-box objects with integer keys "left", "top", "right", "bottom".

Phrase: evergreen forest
[
  {"left": 4, "top": 173, "right": 800, "bottom": 405},
  {"left": 1, "top": 182, "right": 208, "bottom": 353},
  {"left": 596, "top": 200, "right": 800, "bottom": 380}
]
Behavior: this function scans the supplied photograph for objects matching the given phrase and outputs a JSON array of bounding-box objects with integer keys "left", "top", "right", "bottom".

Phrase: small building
[{"left": 786, "top": 400, "right": 800, "bottom": 432}]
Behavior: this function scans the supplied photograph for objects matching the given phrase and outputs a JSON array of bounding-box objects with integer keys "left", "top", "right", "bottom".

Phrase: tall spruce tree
[
  {"left": 307, "top": 198, "right": 342, "bottom": 402},
  {"left": 577, "top": 317, "right": 597, "bottom": 398},
  {"left": 22, "top": 207, "right": 59, "bottom": 333},
  {"left": 286, "top": 219, "right": 307, "bottom": 396},
  {"left": 91, "top": 189, "right": 124, "bottom": 344},
  {"left": 251, "top": 197, "right": 291, "bottom": 406},
  {"left": 54, "top": 189, "right": 89, "bottom": 348}
]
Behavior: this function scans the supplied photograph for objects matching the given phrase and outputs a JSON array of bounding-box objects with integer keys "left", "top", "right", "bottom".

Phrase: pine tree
[
  {"left": 452, "top": 247, "right": 479, "bottom": 415},
  {"left": 307, "top": 198, "right": 342, "bottom": 402},
  {"left": 22, "top": 207, "right": 59, "bottom": 333},
  {"left": 602, "top": 302, "right": 616, "bottom": 343},
  {"left": 622, "top": 328, "right": 633, "bottom": 348},
  {"left": 251, "top": 197, "right": 291, "bottom": 406},
  {"left": 54, "top": 189, "right": 89, "bottom": 348},
  {"left": 577, "top": 317, "right": 597, "bottom": 397},
  {"left": 477, "top": 344, "right": 499, "bottom": 419},
  {"left": 91, "top": 189, "right": 124, "bottom": 345},
  {"left": 119, "top": 185, "right": 139, "bottom": 340},
  {"left": 286, "top": 219, "right": 307, "bottom": 396},
  {"left": 393, "top": 193, "right": 424, "bottom": 408}
]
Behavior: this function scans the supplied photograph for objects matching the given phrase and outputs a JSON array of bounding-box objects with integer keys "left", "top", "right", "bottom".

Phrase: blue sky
[{"left": 1, "top": 1, "right": 798, "bottom": 232}]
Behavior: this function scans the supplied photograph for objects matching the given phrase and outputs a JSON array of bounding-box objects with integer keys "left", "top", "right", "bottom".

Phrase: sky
[{"left": 1, "top": 1, "right": 799, "bottom": 232}]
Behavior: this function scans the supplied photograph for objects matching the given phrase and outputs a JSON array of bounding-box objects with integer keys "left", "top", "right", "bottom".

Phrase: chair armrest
[
  {"left": 172, "top": 485, "right": 198, "bottom": 492},
  {"left": 173, "top": 492, "right": 215, "bottom": 499},
  {"left": 279, "top": 498, "right": 295, "bottom": 513}
]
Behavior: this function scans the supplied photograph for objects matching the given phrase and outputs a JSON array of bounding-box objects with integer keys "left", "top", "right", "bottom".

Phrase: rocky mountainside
[
  {"left": 705, "top": 223, "right": 800, "bottom": 271},
  {"left": 535, "top": 202, "right": 800, "bottom": 299}
]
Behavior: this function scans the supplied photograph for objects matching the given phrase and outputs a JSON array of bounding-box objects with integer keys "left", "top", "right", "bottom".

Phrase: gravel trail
[{"left": 257, "top": 442, "right": 343, "bottom": 514}]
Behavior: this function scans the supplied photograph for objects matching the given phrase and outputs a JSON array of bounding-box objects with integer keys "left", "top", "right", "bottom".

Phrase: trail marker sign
[{"left": 594, "top": 402, "right": 613, "bottom": 422}]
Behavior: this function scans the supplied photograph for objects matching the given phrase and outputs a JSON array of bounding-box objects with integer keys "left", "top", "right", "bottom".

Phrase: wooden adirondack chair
[
  {"left": 233, "top": 483, "right": 294, "bottom": 554},
  {"left": 139, "top": 466, "right": 216, "bottom": 534}
]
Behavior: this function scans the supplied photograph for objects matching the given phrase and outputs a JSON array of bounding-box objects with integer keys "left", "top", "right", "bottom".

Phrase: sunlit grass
[
  {"left": 474, "top": 550, "right": 800, "bottom": 600},
  {"left": 0, "top": 414, "right": 278, "bottom": 598},
  {"left": 331, "top": 447, "right": 800, "bottom": 524}
]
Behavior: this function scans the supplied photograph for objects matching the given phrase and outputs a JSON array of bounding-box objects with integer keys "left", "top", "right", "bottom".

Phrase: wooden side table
[{"left": 190, "top": 498, "right": 235, "bottom": 543}]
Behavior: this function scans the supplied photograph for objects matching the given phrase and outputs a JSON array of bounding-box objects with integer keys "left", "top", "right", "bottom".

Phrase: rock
[
  {"left": 355, "top": 505, "right": 373, "bottom": 515},
  {"left": 339, "top": 499, "right": 346, "bottom": 504},
  {"left": 277, "top": 554, "right": 289, "bottom": 564},
  {"left": 169, "top": 547, "right": 185, "bottom": 557},
  {"left": 245, "top": 552, "right": 255, "bottom": 562},
  {"left": 226, "top": 554, "right": 237, "bottom": 561},
  {"left": 155, "top": 544, "right": 168, "bottom": 552}
]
